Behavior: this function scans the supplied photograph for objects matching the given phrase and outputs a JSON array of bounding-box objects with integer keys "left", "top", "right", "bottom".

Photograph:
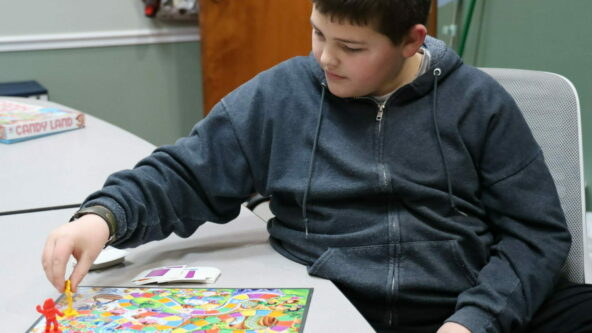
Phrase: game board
[{"left": 27, "top": 286, "right": 313, "bottom": 333}]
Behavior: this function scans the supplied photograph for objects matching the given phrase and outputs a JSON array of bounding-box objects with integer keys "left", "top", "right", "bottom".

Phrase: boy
[{"left": 42, "top": 1, "right": 592, "bottom": 332}]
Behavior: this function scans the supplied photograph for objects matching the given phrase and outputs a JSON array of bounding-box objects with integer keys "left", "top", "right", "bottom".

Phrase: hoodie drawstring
[
  {"left": 302, "top": 84, "right": 326, "bottom": 238},
  {"left": 431, "top": 68, "right": 464, "bottom": 215}
]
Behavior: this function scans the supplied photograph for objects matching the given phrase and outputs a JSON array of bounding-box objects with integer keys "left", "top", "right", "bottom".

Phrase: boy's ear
[{"left": 401, "top": 24, "right": 428, "bottom": 58}]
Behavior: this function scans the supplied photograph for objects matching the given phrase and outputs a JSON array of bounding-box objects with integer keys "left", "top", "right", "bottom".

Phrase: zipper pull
[{"left": 376, "top": 103, "right": 385, "bottom": 121}]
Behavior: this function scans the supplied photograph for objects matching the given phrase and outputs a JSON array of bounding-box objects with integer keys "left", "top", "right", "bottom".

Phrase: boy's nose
[{"left": 320, "top": 47, "right": 338, "bottom": 70}]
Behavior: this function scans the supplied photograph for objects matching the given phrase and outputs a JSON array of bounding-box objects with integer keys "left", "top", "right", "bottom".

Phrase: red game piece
[{"left": 36, "top": 298, "right": 63, "bottom": 333}]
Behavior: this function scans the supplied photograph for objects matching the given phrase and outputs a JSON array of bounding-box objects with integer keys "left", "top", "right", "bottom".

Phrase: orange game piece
[{"left": 36, "top": 298, "right": 63, "bottom": 333}]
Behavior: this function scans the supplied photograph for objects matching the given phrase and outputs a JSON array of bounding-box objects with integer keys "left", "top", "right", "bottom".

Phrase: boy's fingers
[
  {"left": 69, "top": 254, "right": 93, "bottom": 293},
  {"left": 50, "top": 239, "right": 75, "bottom": 293}
]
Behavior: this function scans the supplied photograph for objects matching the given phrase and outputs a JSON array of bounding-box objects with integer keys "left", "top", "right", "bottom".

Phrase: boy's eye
[{"left": 342, "top": 45, "right": 364, "bottom": 53}]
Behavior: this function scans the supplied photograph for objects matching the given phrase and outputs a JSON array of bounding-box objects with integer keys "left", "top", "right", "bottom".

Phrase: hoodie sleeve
[
  {"left": 81, "top": 102, "right": 256, "bottom": 248},
  {"left": 446, "top": 87, "right": 571, "bottom": 332}
]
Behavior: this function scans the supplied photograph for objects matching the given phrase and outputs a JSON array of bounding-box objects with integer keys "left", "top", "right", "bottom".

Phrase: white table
[
  {"left": 0, "top": 97, "right": 156, "bottom": 214},
  {"left": 1, "top": 207, "right": 374, "bottom": 332}
]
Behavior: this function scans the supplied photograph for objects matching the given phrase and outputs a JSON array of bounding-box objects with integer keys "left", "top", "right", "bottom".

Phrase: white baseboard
[{"left": 0, "top": 27, "right": 200, "bottom": 52}]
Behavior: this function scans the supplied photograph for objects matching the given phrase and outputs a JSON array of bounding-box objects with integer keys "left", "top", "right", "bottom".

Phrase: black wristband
[{"left": 70, "top": 206, "right": 117, "bottom": 245}]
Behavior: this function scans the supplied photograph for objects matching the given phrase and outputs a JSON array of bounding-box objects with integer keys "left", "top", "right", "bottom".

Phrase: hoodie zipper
[
  {"left": 376, "top": 102, "right": 385, "bottom": 121},
  {"left": 376, "top": 102, "right": 388, "bottom": 189},
  {"left": 374, "top": 100, "right": 399, "bottom": 327},
  {"left": 353, "top": 96, "right": 399, "bottom": 327}
]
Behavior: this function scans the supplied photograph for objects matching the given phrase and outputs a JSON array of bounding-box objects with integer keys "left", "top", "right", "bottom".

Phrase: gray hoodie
[{"left": 84, "top": 37, "right": 570, "bottom": 332}]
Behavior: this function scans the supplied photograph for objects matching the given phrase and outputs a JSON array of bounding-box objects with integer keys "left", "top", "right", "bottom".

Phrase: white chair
[{"left": 481, "top": 68, "right": 587, "bottom": 283}]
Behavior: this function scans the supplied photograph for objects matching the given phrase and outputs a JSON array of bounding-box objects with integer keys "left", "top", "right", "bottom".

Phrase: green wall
[
  {"left": 438, "top": 0, "right": 592, "bottom": 208},
  {"left": 0, "top": 42, "right": 203, "bottom": 146}
]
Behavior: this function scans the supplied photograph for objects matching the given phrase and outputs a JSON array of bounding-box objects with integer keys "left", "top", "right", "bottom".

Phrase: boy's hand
[
  {"left": 42, "top": 214, "right": 109, "bottom": 293},
  {"left": 437, "top": 322, "right": 472, "bottom": 333}
]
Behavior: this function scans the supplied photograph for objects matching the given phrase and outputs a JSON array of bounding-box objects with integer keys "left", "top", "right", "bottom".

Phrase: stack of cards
[{"left": 131, "top": 265, "right": 221, "bottom": 285}]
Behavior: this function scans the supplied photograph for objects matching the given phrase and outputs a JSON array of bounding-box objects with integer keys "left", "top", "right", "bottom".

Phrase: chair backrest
[{"left": 480, "top": 68, "right": 587, "bottom": 283}]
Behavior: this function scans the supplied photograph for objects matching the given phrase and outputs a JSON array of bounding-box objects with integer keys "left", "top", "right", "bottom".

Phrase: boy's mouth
[{"left": 325, "top": 70, "right": 347, "bottom": 80}]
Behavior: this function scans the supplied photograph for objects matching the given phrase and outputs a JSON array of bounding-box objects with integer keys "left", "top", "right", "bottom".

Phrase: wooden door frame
[{"left": 428, "top": 0, "right": 438, "bottom": 37}]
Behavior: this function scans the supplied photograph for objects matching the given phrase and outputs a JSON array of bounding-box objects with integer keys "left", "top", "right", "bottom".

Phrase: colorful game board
[{"left": 28, "top": 287, "right": 313, "bottom": 333}]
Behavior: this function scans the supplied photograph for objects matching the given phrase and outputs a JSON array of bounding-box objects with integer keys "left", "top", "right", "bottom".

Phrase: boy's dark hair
[{"left": 311, "top": 0, "right": 432, "bottom": 45}]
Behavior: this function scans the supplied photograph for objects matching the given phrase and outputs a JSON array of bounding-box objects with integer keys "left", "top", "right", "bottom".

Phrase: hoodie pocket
[
  {"left": 307, "top": 244, "right": 391, "bottom": 297},
  {"left": 398, "top": 240, "right": 477, "bottom": 300}
]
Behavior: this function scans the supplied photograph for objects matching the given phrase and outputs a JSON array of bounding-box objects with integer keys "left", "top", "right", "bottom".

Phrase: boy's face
[{"left": 311, "top": 7, "right": 410, "bottom": 98}]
